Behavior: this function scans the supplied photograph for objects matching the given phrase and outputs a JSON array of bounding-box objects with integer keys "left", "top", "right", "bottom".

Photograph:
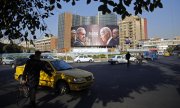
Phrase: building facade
[
  {"left": 35, "top": 36, "right": 58, "bottom": 52},
  {"left": 58, "top": 13, "right": 73, "bottom": 52},
  {"left": 118, "top": 16, "right": 148, "bottom": 51},
  {"left": 142, "top": 37, "right": 180, "bottom": 53},
  {"left": 97, "top": 12, "right": 117, "bottom": 26},
  {"left": 82, "top": 16, "right": 97, "bottom": 25}
]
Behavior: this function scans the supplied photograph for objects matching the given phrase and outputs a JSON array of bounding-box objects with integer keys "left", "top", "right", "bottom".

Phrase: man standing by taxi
[{"left": 22, "top": 51, "right": 52, "bottom": 107}]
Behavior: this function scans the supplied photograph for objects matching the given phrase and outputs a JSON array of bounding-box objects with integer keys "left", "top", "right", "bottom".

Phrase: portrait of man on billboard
[
  {"left": 109, "top": 28, "right": 119, "bottom": 46},
  {"left": 73, "top": 27, "right": 87, "bottom": 47},
  {"left": 99, "top": 26, "right": 119, "bottom": 47},
  {"left": 71, "top": 29, "right": 76, "bottom": 46},
  {"left": 71, "top": 25, "right": 119, "bottom": 47},
  {"left": 99, "top": 27, "right": 113, "bottom": 46}
]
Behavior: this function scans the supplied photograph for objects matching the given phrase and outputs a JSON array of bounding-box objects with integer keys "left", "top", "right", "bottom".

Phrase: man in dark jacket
[
  {"left": 22, "top": 51, "right": 52, "bottom": 107},
  {"left": 109, "top": 28, "right": 119, "bottom": 46},
  {"left": 125, "top": 52, "right": 131, "bottom": 67}
]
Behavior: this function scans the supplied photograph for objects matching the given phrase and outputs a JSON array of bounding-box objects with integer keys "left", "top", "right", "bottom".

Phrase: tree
[
  {"left": 0, "top": 0, "right": 163, "bottom": 42},
  {"left": 166, "top": 45, "right": 175, "bottom": 54},
  {"left": 3, "top": 44, "right": 22, "bottom": 53}
]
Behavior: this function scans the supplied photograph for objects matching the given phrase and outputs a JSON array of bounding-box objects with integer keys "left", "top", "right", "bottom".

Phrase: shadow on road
[
  {"left": 35, "top": 62, "right": 178, "bottom": 108},
  {"left": 61, "top": 63, "right": 176, "bottom": 108},
  {"left": 0, "top": 62, "right": 179, "bottom": 108}
]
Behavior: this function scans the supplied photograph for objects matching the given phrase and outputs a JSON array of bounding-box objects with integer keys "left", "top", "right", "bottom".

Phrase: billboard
[{"left": 71, "top": 25, "right": 119, "bottom": 47}]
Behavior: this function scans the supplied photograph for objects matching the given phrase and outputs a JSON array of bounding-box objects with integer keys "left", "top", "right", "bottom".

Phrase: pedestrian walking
[
  {"left": 21, "top": 51, "right": 52, "bottom": 108},
  {"left": 125, "top": 52, "right": 131, "bottom": 67}
]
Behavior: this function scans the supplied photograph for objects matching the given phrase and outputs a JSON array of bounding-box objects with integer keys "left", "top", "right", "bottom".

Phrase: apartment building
[
  {"left": 118, "top": 16, "right": 148, "bottom": 51},
  {"left": 34, "top": 36, "right": 58, "bottom": 52},
  {"left": 142, "top": 37, "right": 180, "bottom": 52}
]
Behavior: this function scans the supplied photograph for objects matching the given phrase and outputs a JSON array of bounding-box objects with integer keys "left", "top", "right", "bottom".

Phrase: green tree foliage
[
  {"left": 3, "top": 44, "right": 22, "bottom": 53},
  {"left": 166, "top": 45, "right": 175, "bottom": 54},
  {"left": 0, "top": 0, "right": 163, "bottom": 41}
]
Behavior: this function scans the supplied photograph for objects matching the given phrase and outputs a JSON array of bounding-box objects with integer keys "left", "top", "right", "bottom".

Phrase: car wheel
[
  {"left": 56, "top": 81, "right": 69, "bottom": 95},
  {"left": 77, "top": 60, "right": 80, "bottom": 63},
  {"left": 11, "top": 64, "right": 15, "bottom": 68},
  {"left": 2, "top": 62, "right": 6, "bottom": 65},
  {"left": 134, "top": 59, "right": 138, "bottom": 63},
  {"left": 89, "top": 59, "right": 93, "bottom": 63}
]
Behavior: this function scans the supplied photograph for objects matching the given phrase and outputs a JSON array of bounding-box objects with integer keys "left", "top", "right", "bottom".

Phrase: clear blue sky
[{"left": 43, "top": 0, "right": 180, "bottom": 39}]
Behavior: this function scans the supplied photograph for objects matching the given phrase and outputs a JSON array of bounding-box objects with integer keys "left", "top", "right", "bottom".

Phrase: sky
[{"left": 42, "top": 0, "right": 180, "bottom": 39}]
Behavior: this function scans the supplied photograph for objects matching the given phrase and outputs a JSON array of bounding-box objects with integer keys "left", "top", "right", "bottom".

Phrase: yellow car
[
  {"left": 14, "top": 59, "right": 94, "bottom": 94},
  {"left": 164, "top": 52, "right": 170, "bottom": 57}
]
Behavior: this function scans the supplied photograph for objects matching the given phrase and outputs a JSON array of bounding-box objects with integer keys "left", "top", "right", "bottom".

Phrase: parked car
[
  {"left": 41, "top": 54, "right": 59, "bottom": 59},
  {"left": 143, "top": 51, "right": 158, "bottom": 60},
  {"left": 122, "top": 54, "right": 138, "bottom": 62},
  {"left": 74, "top": 55, "right": 94, "bottom": 63},
  {"left": 164, "top": 51, "right": 170, "bottom": 57},
  {"left": 11, "top": 57, "right": 29, "bottom": 69},
  {"left": 108, "top": 55, "right": 127, "bottom": 64},
  {"left": 108, "top": 55, "right": 138, "bottom": 65},
  {"left": 2, "top": 56, "right": 15, "bottom": 65},
  {"left": 0, "top": 57, "right": 2, "bottom": 64},
  {"left": 14, "top": 59, "right": 94, "bottom": 95},
  {"left": 158, "top": 51, "right": 164, "bottom": 55}
]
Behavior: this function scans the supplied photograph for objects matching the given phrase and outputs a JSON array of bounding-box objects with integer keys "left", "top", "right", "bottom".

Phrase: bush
[{"left": 59, "top": 56, "right": 73, "bottom": 61}]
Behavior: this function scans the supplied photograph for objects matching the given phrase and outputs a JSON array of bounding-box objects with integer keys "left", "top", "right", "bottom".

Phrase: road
[{"left": 0, "top": 56, "right": 180, "bottom": 108}]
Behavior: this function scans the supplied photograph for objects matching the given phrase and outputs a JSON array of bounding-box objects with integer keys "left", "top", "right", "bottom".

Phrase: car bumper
[
  {"left": 69, "top": 80, "right": 94, "bottom": 91},
  {"left": 108, "top": 59, "right": 117, "bottom": 62},
  {"left": 14, "top": 73, "right": 19, "bottom": 81}
]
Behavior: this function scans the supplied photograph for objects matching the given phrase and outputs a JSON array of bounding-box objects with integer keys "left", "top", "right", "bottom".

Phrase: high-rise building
[
  {"left": 118, "top": 16, "right": 148, "bottom": 50},
  {"left": 82, "top": 16, "right": 96, "bottom": 25},
  {"left": 72, "top": 14, "right": 81, "bottom": 26},
  {"left": 58, "top": 13, "right": 72, "bottom": 51},
  {"left": 97, "top": 12, "right": 117, "bottom": 26}
]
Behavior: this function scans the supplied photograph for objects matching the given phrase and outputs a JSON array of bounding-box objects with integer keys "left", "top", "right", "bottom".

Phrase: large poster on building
[{"left": 71, "top": 25, "right": 119, "bottom": 47}]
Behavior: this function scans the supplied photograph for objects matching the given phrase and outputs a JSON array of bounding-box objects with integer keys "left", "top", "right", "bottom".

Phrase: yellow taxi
[
  {"left": 164, "top": 51, "right": 170, "bottom": 57},
  {"left": 14, "top": 59, "right": 94, "bottom": 94}
]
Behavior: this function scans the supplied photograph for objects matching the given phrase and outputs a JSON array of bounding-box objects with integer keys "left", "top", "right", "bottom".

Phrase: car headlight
[{"left": 73, "top": 77, "right": 86, "bottom": 83}]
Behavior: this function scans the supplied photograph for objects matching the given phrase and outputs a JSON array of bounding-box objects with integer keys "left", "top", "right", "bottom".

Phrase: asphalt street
[{"left": 0, "top": 56, "right": 180, "bottom": 108}]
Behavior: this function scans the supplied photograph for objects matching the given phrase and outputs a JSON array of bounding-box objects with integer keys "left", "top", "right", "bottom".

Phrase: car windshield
[
  {"left": 6, "top": 57, "right": 14, "bottom": 60},
  {"left": 50, "top": 60, "right": 73, "bottom": 71},
  {"left": 112, "top": 56, "right": 115, "bottom": 58},
  {"left": 16, "top": 58, "right": 29, "bottom": 65}
]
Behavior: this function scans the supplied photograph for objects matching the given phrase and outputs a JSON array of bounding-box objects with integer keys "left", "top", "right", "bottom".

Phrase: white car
[
  {"left": 108, "top": 55, "right": 138, "bottom": 64},
  {"left": 129, "top": 56, "right": 138, "bottom": 62},
  {"left": 2, "top": 56, "right": 15, "bottom": 65},
  {"left": 74, "top": 55, "right": 94, "bottom": 63},
  {"left": 108, "top": 55, "right": 127, "bottom": 64},
  {"left": 41, "top": 54, "right": 59, "bottom": 59}
]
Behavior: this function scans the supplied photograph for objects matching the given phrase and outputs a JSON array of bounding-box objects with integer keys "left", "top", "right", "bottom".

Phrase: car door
[
  {"left": 116, "top": 56, "right": 122, "bottom": 63},
  {"left": 122, "top": 56, "right": 127, "bottom": 63},
  {"left": 39, "top": 61, "right": 54, "bottom": 87},
  {"left": 83, "top": 56, "right": 89, "bottom": 62},
  {"left": 78, "top": 56, "right": 84, "bottom": 62},
  {"left": 3, "top": 57, "right": 14, "bottom": 64}
]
